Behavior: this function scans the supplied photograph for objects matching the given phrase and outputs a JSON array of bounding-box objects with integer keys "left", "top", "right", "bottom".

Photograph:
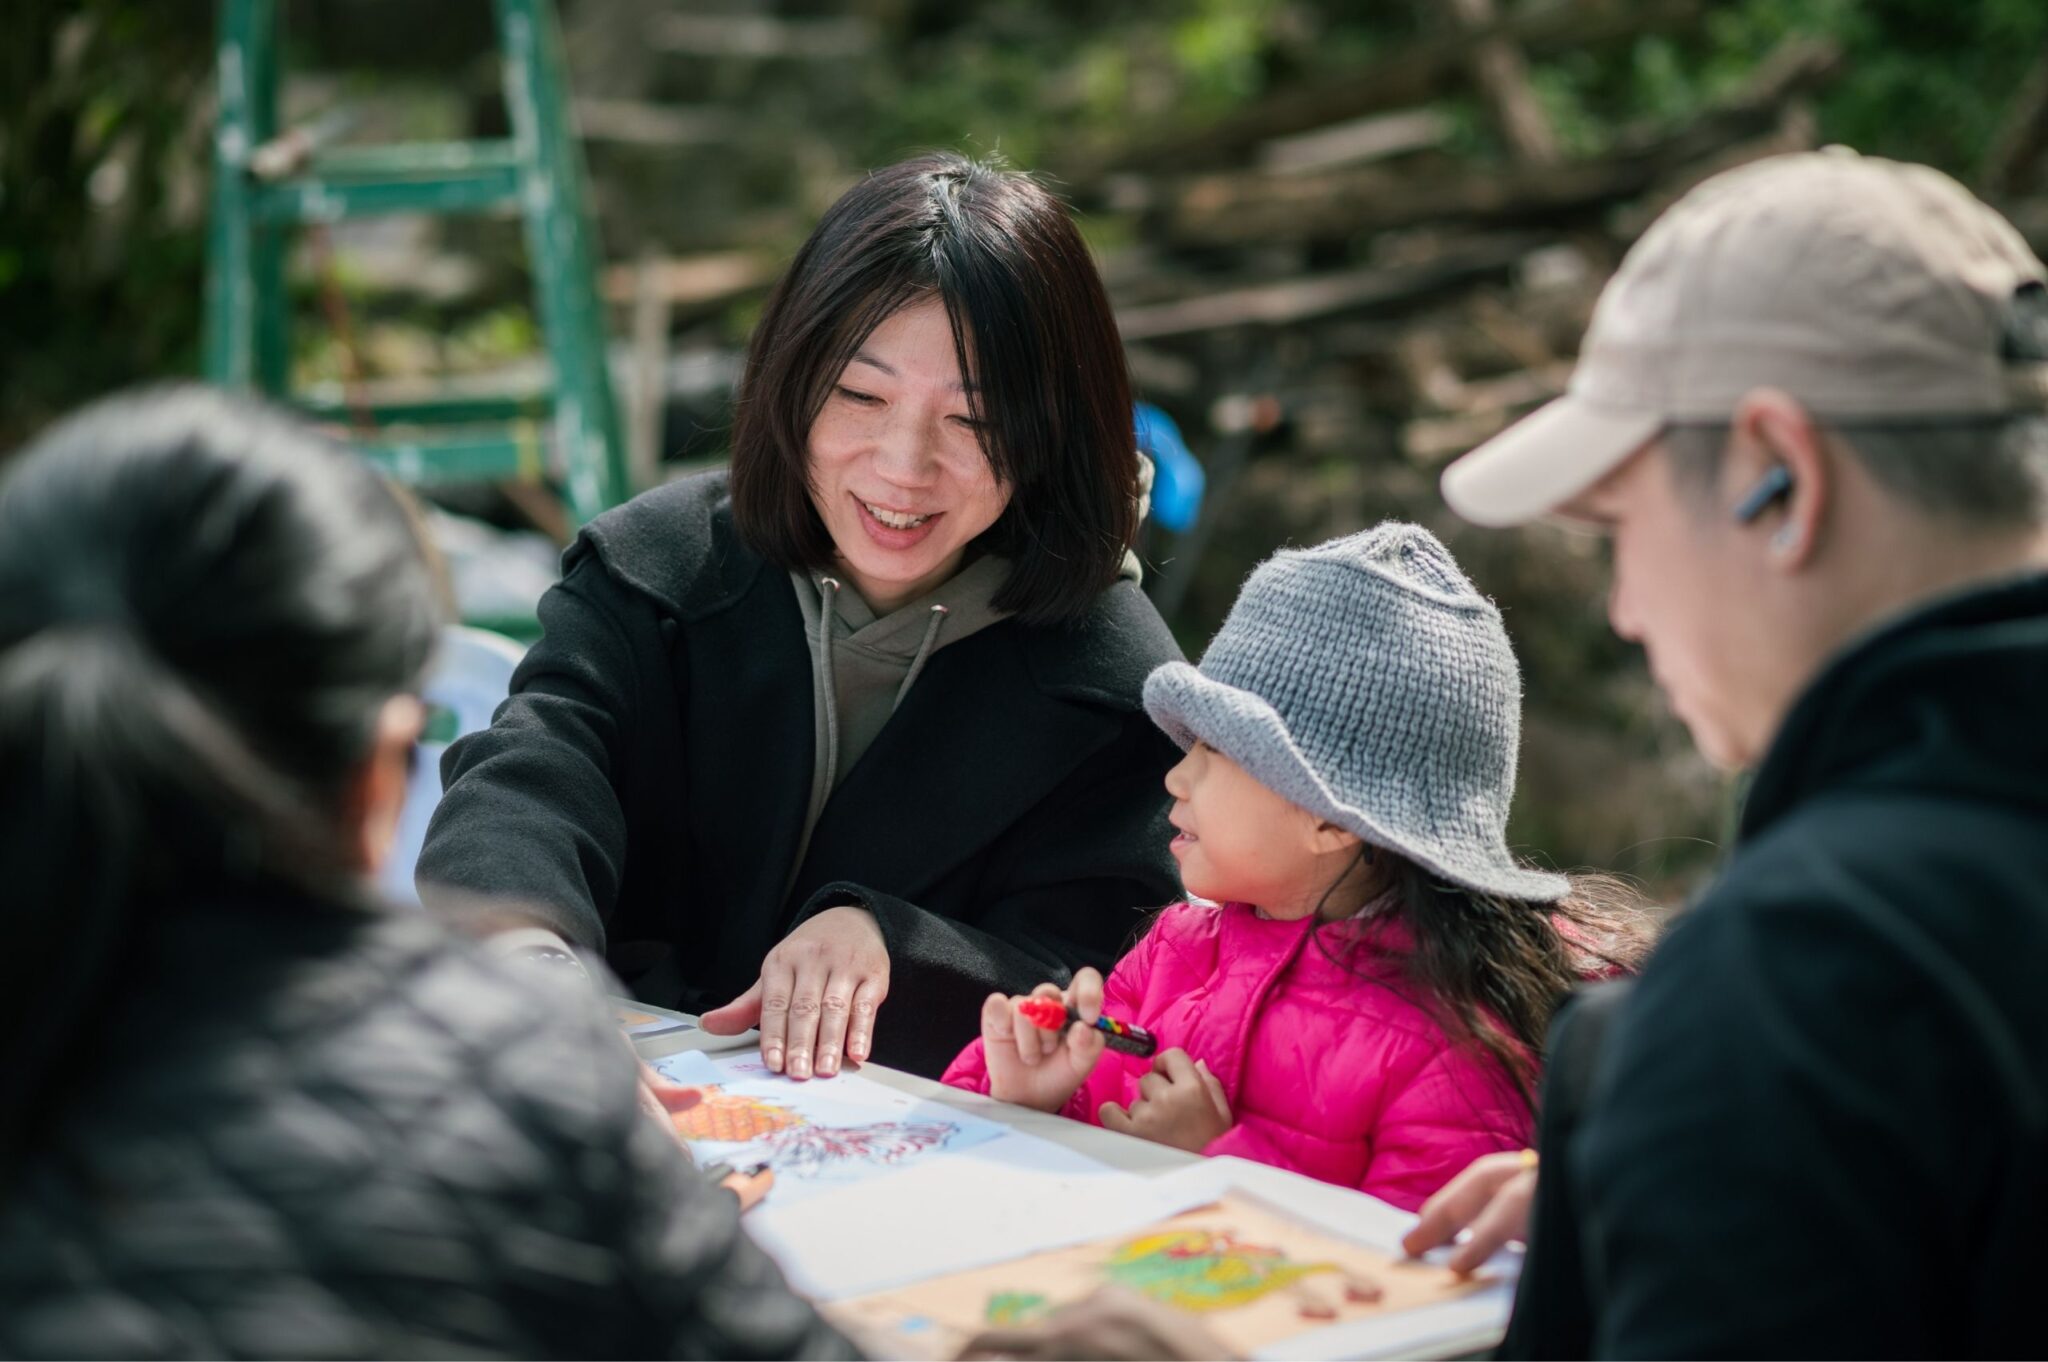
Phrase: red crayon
[{"left": 1016, "top": 996, "right": 1158, "bottom": 1057}]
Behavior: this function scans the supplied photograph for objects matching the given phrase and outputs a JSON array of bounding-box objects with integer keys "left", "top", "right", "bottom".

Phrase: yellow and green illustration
[{"left": 1097, "top": 1228, "right": 1335, "bottom": 1313}]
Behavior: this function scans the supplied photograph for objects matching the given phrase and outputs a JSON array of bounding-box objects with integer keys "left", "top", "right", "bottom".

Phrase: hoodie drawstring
[
  {"left": 816, "top": 576, "right": 842, "bottom": 796},
  {"left": 894, "top": 604, "right": 950, "bottom": 711}
]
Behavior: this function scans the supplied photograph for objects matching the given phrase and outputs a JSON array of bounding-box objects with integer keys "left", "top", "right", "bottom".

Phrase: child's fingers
[
  {"left": 980, "top": 992, "right": 1017, "bottom": 1049},
  {"left": 1152, "top": 1048, "right": 1199, "bottom": 1084},
  {"left": 1068, "top": 967, "right": 1105, "bottom": 1023},
  {"left": 1137, "top": 1069, "right": 1171, "bottom": 1104},
  {"left": 1194, "top": 1058, "right": 1231, "bottom": 1123},
  {"left": 1063, "top": 1019, "right": 1106, "bottom": 1071},
  {"left": 1099, "top": 1101, "right": 1134, "bottom": 1134},
  {"left": 1010, "top": 995, "right": 1051, "bottom": 1067}
]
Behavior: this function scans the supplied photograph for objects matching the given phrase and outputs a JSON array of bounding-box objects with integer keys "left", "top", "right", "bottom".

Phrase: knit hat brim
[{"left": 1143, "top": 661, "right": 1570, "bottom": 903}]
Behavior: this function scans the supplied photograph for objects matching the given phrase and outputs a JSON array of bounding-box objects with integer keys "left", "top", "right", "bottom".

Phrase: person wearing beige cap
[{"left": 1399, "top": 149, "right": 2048, "bottom": 1357}]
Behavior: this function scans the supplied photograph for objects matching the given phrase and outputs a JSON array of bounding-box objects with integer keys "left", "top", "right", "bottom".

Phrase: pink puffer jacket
[{"left": 942, "top": 900, "right": 1531, "bottom": 1212}]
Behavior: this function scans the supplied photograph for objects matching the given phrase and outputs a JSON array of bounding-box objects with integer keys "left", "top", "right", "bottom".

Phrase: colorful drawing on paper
[
  {"left": 648, "top": 1049, "right": 1007, "bottom": 1206},
  {"left": 983, "top": 1292, "right": 1050, "bottom": 1326},
  {"left": 671, "top": 1087, "right": 805, "bottom": 1143},
  {"left": 1098, "top": 1226, "right": 1334, "bottom": 1312},
  {"left": 747, "top": 1118, "right": 960, "bottom": 1175},
  {"left": 827, "top": 1195, "right": 1489, "bottom": 1360}
]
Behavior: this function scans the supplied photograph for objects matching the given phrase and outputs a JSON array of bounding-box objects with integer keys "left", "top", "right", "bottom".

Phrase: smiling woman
[
  {"left": 729, "top": 154, "right": 1141, "bottom": 625},
  {"left": 418, "top": 153, "right": 1185, "bottom": 1079},
  {"left": 793, "top": 298, "right": 1013, "bottom": 614}
]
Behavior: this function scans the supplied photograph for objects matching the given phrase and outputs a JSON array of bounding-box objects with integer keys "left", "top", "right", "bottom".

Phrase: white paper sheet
[{"left": 747, "top": 1136, "right": 1230, "bottom": 1300}]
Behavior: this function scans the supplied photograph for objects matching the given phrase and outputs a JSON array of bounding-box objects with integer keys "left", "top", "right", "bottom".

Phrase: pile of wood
[
  {"left": 1068, "top": 9, "right": 1844, "bottom": 511},
  {"left": 1051, "top": 3, "right": 2048, "bottom": 551}
]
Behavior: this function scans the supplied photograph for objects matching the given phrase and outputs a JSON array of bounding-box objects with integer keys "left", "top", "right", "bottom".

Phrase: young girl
[{"left": 942, "top": 522, "right": 1649, "bottom": 1211}]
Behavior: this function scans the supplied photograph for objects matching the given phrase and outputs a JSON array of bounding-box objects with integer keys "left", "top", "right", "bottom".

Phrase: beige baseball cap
[{"left": 1442, "top": 149, "right": 2048, "bottom": 526}]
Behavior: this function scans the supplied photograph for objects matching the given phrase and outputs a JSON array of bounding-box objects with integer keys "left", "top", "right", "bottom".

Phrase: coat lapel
[
  {"left": 785, "top": 622, "right": 1123, "bottom": 918},
  {"left": 682, "top": 573, "right": 820, "bottom": 986}
]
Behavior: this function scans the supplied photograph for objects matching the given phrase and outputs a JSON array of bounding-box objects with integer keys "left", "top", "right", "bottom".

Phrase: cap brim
[{"left": 1441, "top": 396, "right": 1663, "bottom": 527}]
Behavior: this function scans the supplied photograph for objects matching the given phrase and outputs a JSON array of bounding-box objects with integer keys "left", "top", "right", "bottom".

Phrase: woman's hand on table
[
  {"left": 638, "top": 1063, "right": 704, "bottom": 1149},
  {"left": 1400, "top": 1148, "right": 1538, "bottom": 1274},
  {"left": 700, "top": 905, "right": 889, "bottom": 1079},
  {"left": 1099, "top": 1049, "right": 1231, "bottom": 1153},
  {"left": 980, "top": 971, "right": 1107, "bottom": 1113}
]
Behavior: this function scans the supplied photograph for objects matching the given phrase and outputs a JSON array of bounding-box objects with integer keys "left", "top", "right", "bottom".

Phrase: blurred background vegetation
[{"left": 7, "top": 0, "right": 2048, "bottom": 897}]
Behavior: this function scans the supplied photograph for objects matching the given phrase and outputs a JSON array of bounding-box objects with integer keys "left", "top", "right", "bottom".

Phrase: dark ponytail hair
[
  {"left": 1323, "top": 858, "right": 1655, "bottom": 1112},
  {"left": 0, "top": 385, "right": 441, "bottom": 1173}
]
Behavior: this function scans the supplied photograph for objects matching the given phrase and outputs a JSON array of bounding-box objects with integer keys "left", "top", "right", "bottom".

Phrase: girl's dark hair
[
  {"left": 729, "top": 152, "right": 1139, "bottom": 626},
  {"left": 0, "top": 385, "right": 441, "bottom": 1171},
  {"left": 1328, "top": 858, "right": 1656, "bottom": 1112}
]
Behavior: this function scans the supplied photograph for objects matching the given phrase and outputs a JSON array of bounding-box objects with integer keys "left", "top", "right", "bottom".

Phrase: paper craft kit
[{"left": 827, "top": 1193, "right": 1487, "bottom": 1359}]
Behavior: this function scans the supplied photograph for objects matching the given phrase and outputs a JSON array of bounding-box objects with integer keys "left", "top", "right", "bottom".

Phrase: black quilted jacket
[{"left": 0, "top": 890, "right": 856, "bottom": 1359}]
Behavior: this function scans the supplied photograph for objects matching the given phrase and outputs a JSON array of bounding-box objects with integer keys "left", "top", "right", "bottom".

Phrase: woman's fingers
[
  {"left": 1402, "top": 1151, "right": 1530, "bottom": 1259},
  {"left": 814, "top": 971, "right": 857, "bottom": 1077},
  {"left": 649, "top": 1083, "right": 705, "bottom": 1114},
  {"left": 753, "top": 959, "right": 798, "bottom": 1073},
  {"left": 698, "top": 978, "right": 762, "bottom": 1037},
  {"left": 780, "top": 960, "right": 830, "bottom": 1080},
  {"left": 958, "top": 1286, "right": 1233, "bottom": 1360},
  {"left": 1069, "top": 967, "right": 1105, "bottom": 1024},
  {"left": 720, "top": 1165, "right": 775, "bottom": 1214},
  {"left": 1447, "top": 1168, "right": 1537, "bottom": 1274},
  {"left": 846, "top": 974, "right": 885, "bottom": 1065}
]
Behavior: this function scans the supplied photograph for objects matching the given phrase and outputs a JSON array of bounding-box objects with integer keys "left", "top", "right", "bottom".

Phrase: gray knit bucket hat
[{"left": 1143, "top": 522, "right": 1568, "bottom": 903}]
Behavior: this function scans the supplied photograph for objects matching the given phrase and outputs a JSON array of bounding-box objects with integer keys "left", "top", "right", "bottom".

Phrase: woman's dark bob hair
[{"left": 728, "top": 152, "right": 1138, "bottom": 626}]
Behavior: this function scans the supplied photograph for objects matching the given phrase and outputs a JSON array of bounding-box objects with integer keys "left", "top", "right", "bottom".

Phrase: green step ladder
[{"left": 201, "top": 0, "right": 628, "bottom": 532}]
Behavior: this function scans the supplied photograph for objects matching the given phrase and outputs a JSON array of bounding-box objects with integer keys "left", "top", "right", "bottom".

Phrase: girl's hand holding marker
[
  {"left": 979, "top": 971, "right": 1113, "bottom": 1114},
  {"left": 1098, "top": 1049, "right": 1232, "bottom": 1153},
  {"left": 983, "top": 974, "right": 1233, "bottom": 1153}
]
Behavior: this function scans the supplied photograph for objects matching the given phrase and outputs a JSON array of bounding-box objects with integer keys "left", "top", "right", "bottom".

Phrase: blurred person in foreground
[
  {"left": 0, "top": 388, "right": 851, "bottom": 1358},
  {"left": 1404, "top": 148, "right": 2048, "bottom": 1358}
]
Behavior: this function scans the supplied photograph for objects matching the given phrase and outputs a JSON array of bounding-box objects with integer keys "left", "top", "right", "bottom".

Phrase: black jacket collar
[
  {"left": 1741, "top": 571, "right": 2048, "bottom": 842},
  {"left": 573, "top": 469, "right": 1175, "bottom": 712}
]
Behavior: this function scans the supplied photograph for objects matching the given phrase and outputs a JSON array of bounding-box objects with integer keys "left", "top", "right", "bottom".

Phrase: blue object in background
[
  {"left": 379, "top": 625, "right": 528, "bottom": 906},
  {"left": 1135, "top": 402, "right": 1204, "bottom": 533}
]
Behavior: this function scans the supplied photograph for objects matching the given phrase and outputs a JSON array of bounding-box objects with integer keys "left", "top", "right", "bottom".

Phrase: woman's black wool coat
[{"left": 418, "top": 470, "right": 1186, "bottom": 1076}]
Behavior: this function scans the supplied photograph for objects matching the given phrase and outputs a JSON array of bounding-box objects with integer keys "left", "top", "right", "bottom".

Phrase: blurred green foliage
[
  {"left": 5, "top": 0, "right": 2047, "bottom": 443},
  {"left": 2, "top": 1, "right": 213, "bottom": 443},
  {"left": 1536, "top": 0, "right": 2048, "bottom": 168}
]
